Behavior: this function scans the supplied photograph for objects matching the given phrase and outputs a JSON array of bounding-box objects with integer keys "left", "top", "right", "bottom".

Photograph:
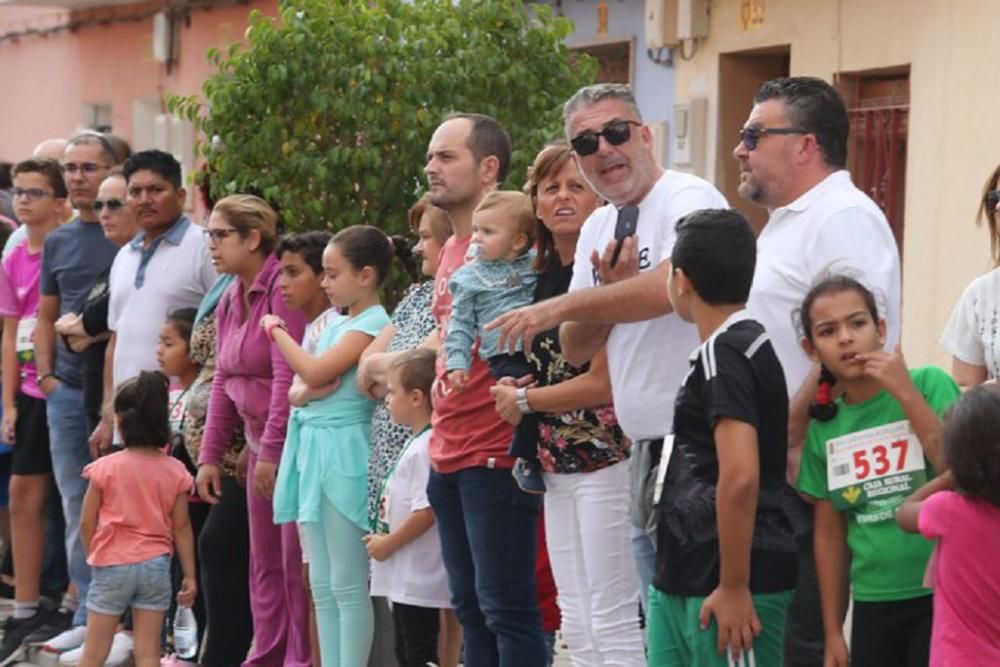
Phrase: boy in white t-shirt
[{"left": 364, "top": 348, "right": 450, "bottom": 667}]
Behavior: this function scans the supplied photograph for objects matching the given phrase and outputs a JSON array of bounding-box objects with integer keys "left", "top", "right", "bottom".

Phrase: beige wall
[{"left": 674, "top": 0, "right": 1000, "bottom": 368}]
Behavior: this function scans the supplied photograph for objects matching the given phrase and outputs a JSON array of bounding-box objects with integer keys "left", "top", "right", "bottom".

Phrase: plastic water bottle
[{"left": 173, "top": 605, "right": 198, "bottom": 660}]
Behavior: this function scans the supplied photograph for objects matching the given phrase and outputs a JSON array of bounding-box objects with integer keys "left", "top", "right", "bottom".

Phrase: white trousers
[{"left": 544, "top": 461, "right": 647, "bottom": 666}]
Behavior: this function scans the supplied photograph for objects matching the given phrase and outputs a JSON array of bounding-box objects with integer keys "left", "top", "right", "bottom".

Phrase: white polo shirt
[
  {"left": 747, "top": 170, "right": 901, "bottom": 396},
  {"left": 108, "top": 216, "right": 218, "bottom": 388},
  {"left": 570, "top": 170, "right": 728, "bottom": 442}
]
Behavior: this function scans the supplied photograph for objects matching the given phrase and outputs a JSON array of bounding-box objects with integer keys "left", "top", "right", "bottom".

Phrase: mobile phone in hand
[{"left": 610, "top": 206, "right": 639, "bottom": 268}]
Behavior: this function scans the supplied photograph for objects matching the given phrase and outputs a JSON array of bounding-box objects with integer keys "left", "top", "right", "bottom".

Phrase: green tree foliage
[{"left": 169, "top": 0, "right": 595, "bottom": 242}]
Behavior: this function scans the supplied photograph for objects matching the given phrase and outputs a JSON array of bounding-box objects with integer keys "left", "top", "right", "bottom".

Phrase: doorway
[{"left": 716, "top": 46, "right": 791, "bottom": 231}]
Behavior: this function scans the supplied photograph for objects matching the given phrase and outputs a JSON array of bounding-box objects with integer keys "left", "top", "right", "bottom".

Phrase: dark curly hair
[{"left": 942, "top": 385, "right": 1000, "bottom": 508}]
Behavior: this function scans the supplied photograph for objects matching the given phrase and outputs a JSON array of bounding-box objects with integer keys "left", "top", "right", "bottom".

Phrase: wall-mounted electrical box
[
  {"left": 672, "top": 98, "right": 707, "bottom": 176},
  {"left": 647, "top": 121, "right": 669, "bottom": 167},
  {"left": 645, "top": 0, "right": 678, "bottom": 50},
  {"left": 678, "top": 0, "right": 709, "bottom": 40}
]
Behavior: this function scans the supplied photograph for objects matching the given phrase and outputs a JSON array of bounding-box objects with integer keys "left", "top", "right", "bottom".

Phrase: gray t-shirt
[{"left": 40, "top": 217, "right": 119, "bottom": 387}]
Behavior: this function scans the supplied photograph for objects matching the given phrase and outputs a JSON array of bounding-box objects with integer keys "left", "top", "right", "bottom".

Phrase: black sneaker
[
  {"left": 0, "top": 611, "right": 49, "bottom": 665},
  {"left": 23, "top": 607, "right": 73, "bottom": 646},
  {"left": 512, "top": 458, "right": 546, "bottom": 495}
]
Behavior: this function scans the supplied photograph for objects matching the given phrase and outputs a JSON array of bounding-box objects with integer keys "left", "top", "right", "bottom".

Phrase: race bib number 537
[{"left": 826, "top": 420, "right": 927, "bottom": 510}]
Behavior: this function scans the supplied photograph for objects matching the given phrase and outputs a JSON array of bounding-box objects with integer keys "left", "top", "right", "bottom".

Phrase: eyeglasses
[
  {"left": 203, "top": 228, "right": 239, "bottom": 243},
  {"left": 62, "top": 163, "right": 110, "bottom": 175},
  {"left": 984, "top": 189, "right": 1000, "bottom": 210},
  {"left": 570, "top": 120, "right": 641, "bottom": 157},
  {"left": 10, "top": 188, "right": 54, "bottom": 201},
  {"left": 92, "top": 199, "right": 125, "bottom": 213},
  {"left": 738, "top": 126, "right": 809, "bottom": 151}
]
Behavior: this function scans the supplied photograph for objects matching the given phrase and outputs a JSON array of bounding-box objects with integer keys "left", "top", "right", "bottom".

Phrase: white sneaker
[
  {"left": 103, "top": 632, "right": 133, "bottom": 667},
  {"left": 43, "top": 626, "right": 87, "bottom": 654},
  {"left": 57, "top": 631, "right": 133, "bottom": 667},
  {"left": 56, "top": 645, "right": 82, "bottom": 666}
]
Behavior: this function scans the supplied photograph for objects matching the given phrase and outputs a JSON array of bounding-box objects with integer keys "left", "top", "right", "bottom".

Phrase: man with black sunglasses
[
  {"left": 733, "top": 77, "right": 901, "bottom": 667},
  {"left": 489, "top": 83, "right": 727, "bottom": 615}
]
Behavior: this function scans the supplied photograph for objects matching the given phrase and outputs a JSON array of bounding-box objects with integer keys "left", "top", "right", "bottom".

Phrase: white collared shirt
[
  {"left": 108, "top": 216, "right": 218, "bottom": 388},
  {"left": 747, "top": 170, "right": 901, "bottom": 396}
]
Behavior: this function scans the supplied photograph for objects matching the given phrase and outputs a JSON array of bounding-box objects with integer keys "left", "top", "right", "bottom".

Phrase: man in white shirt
[
  {"left": 100, "top": 150, "right": 217, "bottom": 439},
  {"left": 733, "top": 76, "right": 901, "bottom": 666},
  {"left": 490, "top": 83, "right": 727, "bottom": 611}
]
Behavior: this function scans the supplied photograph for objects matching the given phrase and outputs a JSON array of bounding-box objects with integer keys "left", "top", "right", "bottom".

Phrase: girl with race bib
[
  {"left": 262, "top": 226, "right": 392, "bottom": 667},
  {"left": 794, "top": 275, "right": 960, "bottom": 667}
]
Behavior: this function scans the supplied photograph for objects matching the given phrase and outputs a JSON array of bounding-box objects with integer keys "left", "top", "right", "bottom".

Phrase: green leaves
[{"left": 170, "top": 0, "right": 596, "bottom": 303}]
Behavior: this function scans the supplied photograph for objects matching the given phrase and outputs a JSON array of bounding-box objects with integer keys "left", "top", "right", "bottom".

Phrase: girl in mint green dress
[{"left": 261, "top": 226, "right": 394, "bottom": 667}]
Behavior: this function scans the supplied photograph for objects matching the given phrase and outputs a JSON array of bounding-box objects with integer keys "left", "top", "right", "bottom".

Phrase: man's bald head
[{"left": 32, "top": 138, "right": 68, "bottom": 161}]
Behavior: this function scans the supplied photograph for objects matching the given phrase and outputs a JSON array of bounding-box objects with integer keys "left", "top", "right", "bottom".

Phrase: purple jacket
[{"left": 198, "top": 254, "right": 306, "bottom": 465}]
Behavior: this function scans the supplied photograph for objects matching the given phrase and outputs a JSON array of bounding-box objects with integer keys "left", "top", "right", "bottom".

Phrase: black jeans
[
  {"left": 784, "top": 501, "right": 825, "bottom": 667},
  {"left": 488, "top": 353, "right": 538, "bottom": 460},
  {"left": 198, "top": 476, "right": 253, "bottom": 667},
  {"left": 851, "top": 596, "right": 932, "bottom": 667},
  {"left": 392, "top": 602, "right": 440, "bottom": 667}
]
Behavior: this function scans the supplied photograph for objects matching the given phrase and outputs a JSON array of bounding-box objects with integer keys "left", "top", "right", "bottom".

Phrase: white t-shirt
[
  {"left": 108, "top": 217, "right": 218, "bottom": 389},
  {"left": 747, "top": 170, "right": 901, "bottom": 396},
  {"left": 940, "top": 267, "right": 1000, "bottom": 380},
  {"left": 569, "top": 170, "right": 728, "bottom": 441},
  {"left": 369, "top": 429, "right": 450, "bottom": 608}
]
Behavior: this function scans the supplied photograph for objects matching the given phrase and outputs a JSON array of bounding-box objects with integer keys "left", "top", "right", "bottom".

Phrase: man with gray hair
[{"left": 491, "top": 83, "right": 727, "bottom": 613}]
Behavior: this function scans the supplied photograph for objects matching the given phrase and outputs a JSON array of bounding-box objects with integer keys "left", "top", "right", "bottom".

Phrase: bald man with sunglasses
[{"left": 490, "top": 83, "right": 726, "bottom": 613}]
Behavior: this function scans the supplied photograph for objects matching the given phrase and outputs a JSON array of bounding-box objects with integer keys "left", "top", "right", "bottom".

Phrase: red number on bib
[
  {"left": 853, "top": 450, "right": 871, "bottom": 480},
  {"left": 872, "top": 444, "right": 891, "bottom": 476},
  {"left": 891, "top": 439, "right": 908, "bottom": 471}
]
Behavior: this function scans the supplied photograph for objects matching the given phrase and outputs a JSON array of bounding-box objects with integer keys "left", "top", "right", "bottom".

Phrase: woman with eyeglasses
[
  {"left": 195, "top": 194, "right": 312, "bottom": 667},
  {"left": 940, "top": 165, "right": 1000, "bottom": 388}
]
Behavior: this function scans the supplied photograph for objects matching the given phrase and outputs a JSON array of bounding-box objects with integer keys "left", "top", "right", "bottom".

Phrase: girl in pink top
[
  {"left": 78, "top": 371, "right": 196, "bottom": 667},
  {"left": 898, "top": 386, "right": 1000, "bottom": 666}
]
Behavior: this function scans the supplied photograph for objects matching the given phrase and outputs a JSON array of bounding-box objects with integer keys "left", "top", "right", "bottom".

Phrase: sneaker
[
  {"left": 104, "top": 632, "right": 133, "bottom": 667},
  {"left": 0, "top": 611, "right": 50, "bottom": 666},
  {"left": 40, "top": 625, "right": 87, "bottom": 655},
  {"left": 24, "top": 608, "right": 73, "bottom": 646},
  {"left": 61, "top": 631, "right": 133, "bottom": 667},
  {"left": 512, "top": 458, "right": 546, "bottom": 495}
]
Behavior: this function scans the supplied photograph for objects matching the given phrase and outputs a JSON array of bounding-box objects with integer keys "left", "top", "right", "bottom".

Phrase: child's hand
[
  {"left": 698, "top": 584, "right": 761, "bottom": 660},
  {"left": 448, "top": 370, "right": 468, "bottom": 392},
  {"left": 176, "top": 575, "right": 197, "bottom": 608},
  {"left": 858, "top": 347, "right": 914, "bottom": 400},
  {"left": 823, "top": 633, "right": 850, "bottom": 667},
  {"left": 362, "top": 534, "right": 395, "bottom": 561}
]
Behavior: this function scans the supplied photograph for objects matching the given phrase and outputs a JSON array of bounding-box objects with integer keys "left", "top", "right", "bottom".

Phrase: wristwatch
[{"left": 515, "top": 387, "right": 533, "bottom": 415}]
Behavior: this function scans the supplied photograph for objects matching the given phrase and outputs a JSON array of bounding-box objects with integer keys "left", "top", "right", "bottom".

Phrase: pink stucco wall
[{"left": 0, "top": 1, "right": 278, "bottom": 161}]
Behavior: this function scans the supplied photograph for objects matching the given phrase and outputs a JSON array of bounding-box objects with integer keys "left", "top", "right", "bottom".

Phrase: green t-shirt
[{"left": 796, "top": 366, "right": 960, "bottom": 602}]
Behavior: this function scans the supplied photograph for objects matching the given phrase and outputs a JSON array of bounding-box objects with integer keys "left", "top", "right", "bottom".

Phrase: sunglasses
[
  {"left": 984, "top": 189, "right": 1000, "bottom": 210},
  {"left": 738, "top": 126, "right": 809, "bottom": 151},
  {"left": 92, "top": 199, "right": 125, "bottom": 213},
  {"left": 203, "top": 228, "right": 239, "bottom": 243},
  {"left": 570, "top": 120, "right": 641, "bottom": 157}
]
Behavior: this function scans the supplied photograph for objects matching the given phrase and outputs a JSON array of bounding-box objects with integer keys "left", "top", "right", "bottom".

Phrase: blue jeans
[
  {"left": 427, "top": 467, "right": 546, "bottom": 667},
  {"left": 46, "top": 383, "right": 92, "bottom": 626},
  {"left": 631, "top": 525, "right": 656, "bottom": 615}
]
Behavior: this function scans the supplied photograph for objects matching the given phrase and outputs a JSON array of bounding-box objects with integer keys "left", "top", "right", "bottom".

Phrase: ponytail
[
  {"left": 808, "top": 365, "right": 839, "bottom": 422},
  {"left": 391, "top": 235, "right": 418, "bottom": 282}
]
